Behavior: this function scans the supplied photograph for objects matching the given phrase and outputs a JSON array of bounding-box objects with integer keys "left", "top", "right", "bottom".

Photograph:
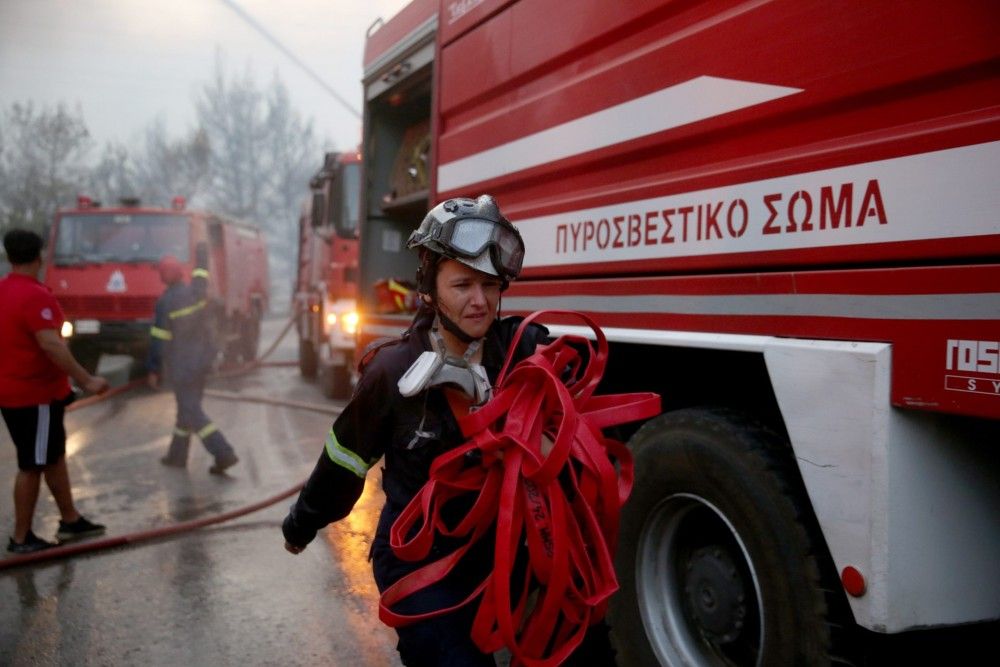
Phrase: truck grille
[{"left": 58, "top": 295, "right": 157, "bottom": 320}]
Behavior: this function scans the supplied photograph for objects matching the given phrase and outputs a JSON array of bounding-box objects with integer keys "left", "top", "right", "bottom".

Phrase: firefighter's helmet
[
  {"left": 157, "top": 254, "right": 183, "bottom": 285},
  {"left": 407, "top": 195, "right": 524, "bottom": 291}
]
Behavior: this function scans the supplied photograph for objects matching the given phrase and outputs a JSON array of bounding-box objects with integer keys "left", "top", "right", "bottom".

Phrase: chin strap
[
  {"left": 430, "top": 327, "right": 479, "bottom": 365},
  {"left": 436, "top": 308, "right": 479, "bottom": 344},
  {"left": 380, "top": 310, "right": 662, "bottom": 667}
]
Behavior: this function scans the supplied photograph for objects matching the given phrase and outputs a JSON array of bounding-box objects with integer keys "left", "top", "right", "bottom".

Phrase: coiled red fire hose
[{"left": 378, "top": 311, "right": 661, "bottom": 667}]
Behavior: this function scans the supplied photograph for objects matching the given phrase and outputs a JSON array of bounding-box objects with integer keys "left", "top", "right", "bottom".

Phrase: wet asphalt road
[{"left": 0, "top": 316, "right": 402, "bottom": 665}]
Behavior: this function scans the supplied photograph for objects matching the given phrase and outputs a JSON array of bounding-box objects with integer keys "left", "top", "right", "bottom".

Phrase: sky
[{"left": 0, "top": 0, "right": 413, "bottom": 153}]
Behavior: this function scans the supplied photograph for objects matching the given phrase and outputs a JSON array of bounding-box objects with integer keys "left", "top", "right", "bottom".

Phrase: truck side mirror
[
  {"left": 328, "top": 180, "right": 345, "bottom": 234},
  {"left": 310, "top": 193, "right": 325, "bottom": 228},
  {"left": 331, "top": 162, "right": 360, "bottom": 239}
]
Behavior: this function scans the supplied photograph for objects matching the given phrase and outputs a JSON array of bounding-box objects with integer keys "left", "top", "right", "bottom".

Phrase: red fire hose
[
  {"left": 0, "top": 482, "right": 306, "bottom": 571},
  {"left": 378, "top": 311, "right": 661, "bottom": 667}
]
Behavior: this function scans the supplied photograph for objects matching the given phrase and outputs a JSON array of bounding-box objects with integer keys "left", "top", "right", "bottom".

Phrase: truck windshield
[
  {"left": 338, "top": 162, "right": 360, "bottom": 235},
  {"left": 52, "top": 213, "right": 190, "bottom": 265}
]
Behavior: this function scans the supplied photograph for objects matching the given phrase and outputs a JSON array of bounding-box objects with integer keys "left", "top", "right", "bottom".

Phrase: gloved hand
[{"left": 282, "top": 510, "right": 316, "bottom": 555}]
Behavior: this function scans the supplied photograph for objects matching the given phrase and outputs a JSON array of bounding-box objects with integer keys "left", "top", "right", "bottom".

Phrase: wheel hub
[{"left": 683, "top": 545, "right": 747, "bottom": 644}]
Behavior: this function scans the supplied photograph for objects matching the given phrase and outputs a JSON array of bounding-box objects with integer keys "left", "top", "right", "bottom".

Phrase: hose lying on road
[
  {"left": 67, "top": 377, "right": 148, "bottom": 413},
  {"left": 204, "top": 389, "right": 342, "bottom": 416},
  {"left": 0, "top": 482, "right": 305, "bottom": 571},
  {"left": 0, "top": 310, "right": 337, "bottom": 571}
]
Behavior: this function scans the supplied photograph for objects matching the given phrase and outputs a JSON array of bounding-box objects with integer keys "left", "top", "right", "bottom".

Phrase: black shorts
[{"left": 1, "top": 393, "right": 72, "bottom": 471}]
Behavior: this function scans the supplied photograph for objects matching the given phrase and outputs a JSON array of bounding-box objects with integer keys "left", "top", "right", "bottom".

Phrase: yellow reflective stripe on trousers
[
  {"left": 324, "top": 429, "right": 371, "bottom": 478},
  {"left": 151, "top": 326, "right": 173, "bottom": 340},
  {"left": 191, "top": 268, "right": 209, "bottom": 279},
  {"left": 198, "top": 423, "right": 218, "bottom": 438},
  {"left": 173, "top": 427, "right": 189, "bottom": 437},
  {"left": 169, "top": 299, "right": 207, "bottom": 320}
]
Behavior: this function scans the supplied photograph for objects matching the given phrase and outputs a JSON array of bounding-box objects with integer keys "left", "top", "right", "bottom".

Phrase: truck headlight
[
  {"left": 323, "top": 299, "right": 359, "bottom": 338},
  {"left": 341, "top": 311, "right": 359, "bottom": 335},
  {"left": 61, "top": 321, "right": 74, "bottom": 338}
]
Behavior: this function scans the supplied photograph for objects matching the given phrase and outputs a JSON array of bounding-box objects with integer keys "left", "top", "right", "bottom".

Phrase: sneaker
[
  {"left": 208, "top": 452, "right": 239, "bottom": 475},
  {"left": 160, "top": 455, "right": 186, "bottom": 468},
  {"left": 8, "top": 530, "right": 57, "bottom": 554},
  {"left": 56, "top": 516, "right": 106, "bottom": 542}
]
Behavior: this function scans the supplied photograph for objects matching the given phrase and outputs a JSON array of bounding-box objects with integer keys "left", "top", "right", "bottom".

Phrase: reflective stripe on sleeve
[
  {"left": 324, "top": 429, "right": 373, "bottom": 478},
  {"left": 151, "top": 326, "right": 173, "bottom": 340},
  {"left": 191, "top": 268, "right": 209, "bottom": 279},
  {"left": 169, "top": 299, "right": 207, "bottom": 320}
]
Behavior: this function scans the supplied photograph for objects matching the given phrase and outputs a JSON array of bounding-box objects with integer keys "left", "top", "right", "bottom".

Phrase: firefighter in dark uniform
[
  {"left": 148, "top": 244, "right": 238, "bottom": 474},
  {"left": 281, "top": 196, "right": 615, "bottom": 666}
]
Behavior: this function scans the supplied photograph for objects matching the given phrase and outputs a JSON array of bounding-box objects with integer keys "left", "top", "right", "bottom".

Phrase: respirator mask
[{"left": 397, "top": 330, "right": 492, "bottom": 406}]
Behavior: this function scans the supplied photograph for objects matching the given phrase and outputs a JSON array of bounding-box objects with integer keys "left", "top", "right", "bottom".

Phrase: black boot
[
  {"left": 202, "top": 428, "right": 238, "bottom": 475},
  {"left": 160, "top": 429, "right": 190, "bottom": 467}
]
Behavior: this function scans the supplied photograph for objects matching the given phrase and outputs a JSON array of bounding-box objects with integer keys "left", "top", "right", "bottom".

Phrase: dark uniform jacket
[
  {"left": 282, "top": 306, "right": 549, "bottom": 550},
  {"left": 147, "top": 260, "right": 215, "bottom": 381}
]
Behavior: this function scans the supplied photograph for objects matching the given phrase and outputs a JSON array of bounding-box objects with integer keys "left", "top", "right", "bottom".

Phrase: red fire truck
[
  {"left": 45, "top": 196, "right": 269, "bottom": 374},
  {"left": 359, "top": 0, "right": 999, "bottom": 663},
  {"left": 294, "top": 151, "right": 361, "bottom": 398}
]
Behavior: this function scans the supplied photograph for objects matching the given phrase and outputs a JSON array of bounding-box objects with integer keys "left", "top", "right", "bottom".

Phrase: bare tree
[
  {"left": 134, "top": 121, "right": 211, "bottom": 206},
  {"left": 262, "top": 74, "right": 320, "bottom": 272},
  {"left": 194, "top": 57, "right": 321, "bottom": 292},
  {"left": 87, "top": 122, "right": 210, "bottom": 209},
  {"left": 0, "top": 61, "right": 321, "bottom": 296},
  {"left": 196, "top": 59, "right": 270, "bottom": 221},
  {"left": 86, "top": 142, "right": 137, "bottom": 206},
  {"left": 0, "top": 102, "right": 91, "bottom": 235}
]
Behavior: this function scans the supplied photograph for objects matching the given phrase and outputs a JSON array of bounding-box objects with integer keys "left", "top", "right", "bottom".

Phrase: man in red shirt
[{"left": 1, "top": 229, "right": 110, "bottom": 553}]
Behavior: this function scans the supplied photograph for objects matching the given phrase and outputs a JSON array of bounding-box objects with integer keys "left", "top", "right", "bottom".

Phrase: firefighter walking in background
[{"left": 147, "top": 244, "right": 239, "bottom": 474}]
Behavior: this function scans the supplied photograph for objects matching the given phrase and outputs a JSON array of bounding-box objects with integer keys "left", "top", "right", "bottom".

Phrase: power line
[{"left": 217, "top": 0, "right": 361, "bottom": 119}]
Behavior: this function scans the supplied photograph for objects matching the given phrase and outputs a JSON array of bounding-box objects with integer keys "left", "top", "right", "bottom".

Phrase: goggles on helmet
[{"left": 430, "top": 217, "right": 524, "bottom": 280}]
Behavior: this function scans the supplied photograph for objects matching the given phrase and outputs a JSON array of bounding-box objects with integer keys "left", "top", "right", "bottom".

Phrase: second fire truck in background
[{"left": 293, "top": 151, "right": 361, "bottom": 399}]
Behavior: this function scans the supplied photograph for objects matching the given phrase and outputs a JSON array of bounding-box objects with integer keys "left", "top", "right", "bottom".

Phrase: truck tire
[
  {"left": 71, "top": 344, "right": 101, "bottom": 375},
  {"left": 320, "top": 362, "right": 352, "bottom": 400},
  {"left": 299, "top": 339, "right": 318, "bottom": 378},
  {"left": 240, "top": 309, "right": 261, "bottom": 362},
  {"left": 608, "top": 408, "right": 844, "bottom": 667}
]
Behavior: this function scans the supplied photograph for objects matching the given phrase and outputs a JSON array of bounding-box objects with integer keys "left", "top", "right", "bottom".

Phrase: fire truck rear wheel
[
  {"left": 320, "top": 363, "right": 351, "bottom": 400},
  {"left": 609, "top": 408, "right": 843, "bottom": 667},
  {"left": 71, "top": 343, "right": 101, "bottom": 375},
  {"left": 299, "top": 339, "right": 318, "bottom": 378},
  {"left": 240, "top": 310, "right": 261, "bottom": 362}
]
